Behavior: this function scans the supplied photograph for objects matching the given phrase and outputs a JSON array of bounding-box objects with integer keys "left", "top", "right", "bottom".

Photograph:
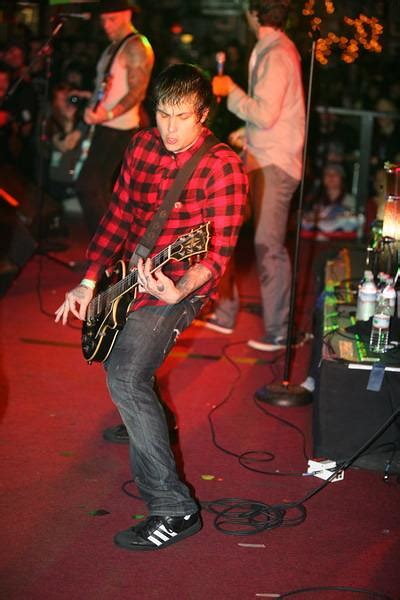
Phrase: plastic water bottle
[
  {"left": 381, "top": 278, "right": 396, "bottom": 317},
  {"left": 356, "top": 270, "right": 377, "bottom": 321},
  {"left": 369, "top": 297, "right": 391, "bottom": 353},
  {"left": 395, "top": 267, "right": 400, "bottom": 318},
  {"left": 375, "top": 272, "right": 389, "bottom": 303},
  {"left": 376, "top": 272, "right": 389, "bottom": 289}
]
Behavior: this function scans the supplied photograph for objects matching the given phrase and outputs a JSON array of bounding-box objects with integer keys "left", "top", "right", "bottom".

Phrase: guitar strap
[
  {"left": 129, "top": 134, "right": 220, "bottom": 268},
  {"left": 95, "top": 31, "right": 138, "bottom": 109},
  {"left": 106, "top": 33, "right": 138, "bottom": 74}
]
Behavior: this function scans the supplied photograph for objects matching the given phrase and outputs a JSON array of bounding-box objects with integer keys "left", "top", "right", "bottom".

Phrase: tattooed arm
[
  {"left": 137, "top": 259, "right": 212, "bottom": 305},
  {"left": 84, "top": 35, "right": 154, "bottom": 125},
  {"left": 110, "top": 35, "right": 154, "bottom": 118}
]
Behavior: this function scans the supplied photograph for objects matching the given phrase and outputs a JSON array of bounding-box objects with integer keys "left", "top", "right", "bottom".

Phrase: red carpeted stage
[{"left": 0, "top": 211, "right": 399, "bottom": 600}]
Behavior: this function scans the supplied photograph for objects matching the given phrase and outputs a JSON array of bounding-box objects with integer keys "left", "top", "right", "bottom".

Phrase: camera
[{"left": 68, "top": 94, "right": 88, "bottom": 109}]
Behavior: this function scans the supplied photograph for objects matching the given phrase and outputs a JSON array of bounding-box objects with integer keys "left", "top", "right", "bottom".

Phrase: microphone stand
[
  {"left": 255, "top": 34, "right": 318, "bottom": 407},
  {"left": 7, "top": 18, "right": 77, "bottom": 270}
]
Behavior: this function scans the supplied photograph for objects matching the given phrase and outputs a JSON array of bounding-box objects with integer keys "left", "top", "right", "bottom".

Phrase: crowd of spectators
[{"left": 301, "top": 162, "right": 359, "bottom": 240}]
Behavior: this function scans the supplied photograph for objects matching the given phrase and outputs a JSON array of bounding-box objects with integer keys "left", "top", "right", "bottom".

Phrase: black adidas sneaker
[{"left": 114, "top": 513, "right": 202, "bottom": 551}]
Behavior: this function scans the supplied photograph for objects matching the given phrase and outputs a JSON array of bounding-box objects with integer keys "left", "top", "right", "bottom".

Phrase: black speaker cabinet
[{"left": 313, "top": 359, "right": 400, "bottom": 465}]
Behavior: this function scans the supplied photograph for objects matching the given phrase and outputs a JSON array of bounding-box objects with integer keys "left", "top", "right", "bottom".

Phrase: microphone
[
  {"left": 55, "top": 12, "right": 91, "bottom": 21},
  {"left": 215, "top": 51, "right": 226, "bottom": 76}
]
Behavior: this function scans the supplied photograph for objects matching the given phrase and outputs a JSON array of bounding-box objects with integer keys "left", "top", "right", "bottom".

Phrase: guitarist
[
  {"left": 75, "top": 0, "right": 154, "bottom": 236},
  {"left": 55, "top": 64, "right": 248, "bottom": 551}
]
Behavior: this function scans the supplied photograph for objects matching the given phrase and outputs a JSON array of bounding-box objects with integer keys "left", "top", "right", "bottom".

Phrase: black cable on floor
[
  {"left": 202, "top": 496, "right": 307, "bottom": 535},
  {"left": 276, "top": 585, "right": 394, "bottom": 599},
  {"left": 207, "top": 341, "right": 311, "bottom": 476},
  {"left": 36, "top": 255, "right": 55, "bottom": 318},
  {"left": 202, "top": 406, "right": 400, "bottom": 535}
]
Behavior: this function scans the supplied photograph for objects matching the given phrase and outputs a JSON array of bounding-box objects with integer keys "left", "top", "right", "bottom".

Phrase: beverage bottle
[
  {"left": 381, "top": 278, "right": 396, "bottom": 317},
  {"left": 375, "top": 272, "right": 389, "bottom": 303},
  {"left": 356, "top": 270, "right": 377, "bottom": 321},
  {"left": 393, "top": 266, "right": 400, "bottom": 318},
  {"left": 376, "top": 271, "right": 387, "bottom": 289},
  {"left": 369, "top": 297, "right": 391, "bottom": 353},
  {"left": 376, "top": 272, "right": 388, "bottom": 287}
]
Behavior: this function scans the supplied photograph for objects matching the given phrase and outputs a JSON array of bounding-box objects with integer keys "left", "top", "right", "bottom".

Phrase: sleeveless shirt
[{"left": 94, "top": 35, "right": 141, "bottom": 131}]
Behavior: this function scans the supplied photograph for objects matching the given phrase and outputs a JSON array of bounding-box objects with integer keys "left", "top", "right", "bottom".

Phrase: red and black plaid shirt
[{"left": 84, "top": 126, "right": 248, "bottom": 309}]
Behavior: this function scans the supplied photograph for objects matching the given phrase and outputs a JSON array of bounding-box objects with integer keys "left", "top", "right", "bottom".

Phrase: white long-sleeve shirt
[{"left": 227, "top": 26, "right": 305, "bottom": 180}]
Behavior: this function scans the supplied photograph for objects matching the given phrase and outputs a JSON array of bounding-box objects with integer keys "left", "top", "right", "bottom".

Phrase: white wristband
[{"left": 80, "top": 278, "right": 96, "bottom": 290}]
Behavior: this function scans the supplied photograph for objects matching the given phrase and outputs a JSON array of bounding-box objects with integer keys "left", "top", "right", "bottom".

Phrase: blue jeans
[{"left": 104, "top": 296, "right": 203, "bottom": 516}]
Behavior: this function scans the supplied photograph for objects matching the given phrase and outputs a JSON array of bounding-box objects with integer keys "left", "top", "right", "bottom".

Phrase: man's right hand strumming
[{"left": 55, "top": 284, "right": 94, "bottom": 325}]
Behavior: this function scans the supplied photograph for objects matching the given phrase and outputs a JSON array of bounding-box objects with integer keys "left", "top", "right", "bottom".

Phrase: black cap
[{"left": 97, "top": 0, "right": 138, "bottom": 14}]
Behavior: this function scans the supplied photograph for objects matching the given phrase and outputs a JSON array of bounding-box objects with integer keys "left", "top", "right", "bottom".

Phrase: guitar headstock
[{"left": 171, "top": 222, "right": 210, "bottom": 262}]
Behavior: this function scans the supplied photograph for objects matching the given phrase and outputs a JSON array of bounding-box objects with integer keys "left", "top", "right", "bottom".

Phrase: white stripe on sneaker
[
  {"left": 147, "top": 535, "right": 163, "bottom": 546},
  {"left": 147, "top": 524, "right": 177, "bottom": 546},
  {"left": 151, "top": 530, "right": 169, "bottom": 542}
]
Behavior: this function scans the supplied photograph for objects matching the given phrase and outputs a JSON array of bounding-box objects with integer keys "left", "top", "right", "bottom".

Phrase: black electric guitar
[{"left": 81, "top": 222, "right": 210, "bottom": 363}]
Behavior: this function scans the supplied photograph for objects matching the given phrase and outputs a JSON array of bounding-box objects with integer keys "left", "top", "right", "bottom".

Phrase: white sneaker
[
  {"left": 196, "top": 313, "right": 233, "bottom": 335},
  {"left": 247, "top": 337, "right": 286, "bottom": 351},
  {"left": 248, "top": 332, "right": 313, "bottom": 352},
  {"left": 300, "top": 376, "right": 315, "bottom": 393}
]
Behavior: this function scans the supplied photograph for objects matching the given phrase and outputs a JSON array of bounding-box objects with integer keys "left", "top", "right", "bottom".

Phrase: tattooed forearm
[
  {"left": 117, "top": 37, "right": 154, "bottom": 113},
  {"left": 176, "top": 264, "right": 212, "bottom": 298}
]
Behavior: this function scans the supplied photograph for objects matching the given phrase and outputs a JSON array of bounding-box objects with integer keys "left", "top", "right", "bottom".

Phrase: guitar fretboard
[
  {"left": 85, "top": 222, "right": 209, "bottom": 323},
  {"left": 87, "top": 245, "right": 173, "bottom": 320}
]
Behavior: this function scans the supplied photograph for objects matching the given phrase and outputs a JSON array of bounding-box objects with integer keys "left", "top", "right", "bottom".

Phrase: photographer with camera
[
  {"left": 75, "top": 0, "right": 154, "bottom": 236},
  {"left": 44, "top": 83, "right": 89, "bottom": 201}
]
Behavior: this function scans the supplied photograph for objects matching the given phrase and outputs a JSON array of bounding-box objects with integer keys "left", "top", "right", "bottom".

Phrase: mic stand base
[{"left": 255, "top": 383, "right": 313, "bottom": 407}]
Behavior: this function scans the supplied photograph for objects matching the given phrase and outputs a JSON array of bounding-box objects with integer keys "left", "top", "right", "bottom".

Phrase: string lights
[{"left": 302, "top": 1, "right": 383, "bottom": 64}]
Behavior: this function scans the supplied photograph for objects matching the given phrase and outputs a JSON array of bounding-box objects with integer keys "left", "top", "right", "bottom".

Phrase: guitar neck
[
  {"left": 87, "top": 243, "right": 176, "bottom": 320},
  {"left": 86, "top": 222, "right": 209, "bottom": 322}
]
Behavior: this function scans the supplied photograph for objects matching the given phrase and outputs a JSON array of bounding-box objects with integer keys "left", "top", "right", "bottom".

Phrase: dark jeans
[
  {"left": 75, "top": 125, "right": 135, "bottom": 236},
  {"left": 104, "top": 297, "right": 203, "bottom": 516}
]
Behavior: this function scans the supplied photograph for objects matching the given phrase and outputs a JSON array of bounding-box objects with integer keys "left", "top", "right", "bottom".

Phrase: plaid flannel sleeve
[
  {"left": 197, "top": 148, "right": 248, "bottom": 282},
  {"left": 83, "top": 144, "right": 136, "bottom": 281}
]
